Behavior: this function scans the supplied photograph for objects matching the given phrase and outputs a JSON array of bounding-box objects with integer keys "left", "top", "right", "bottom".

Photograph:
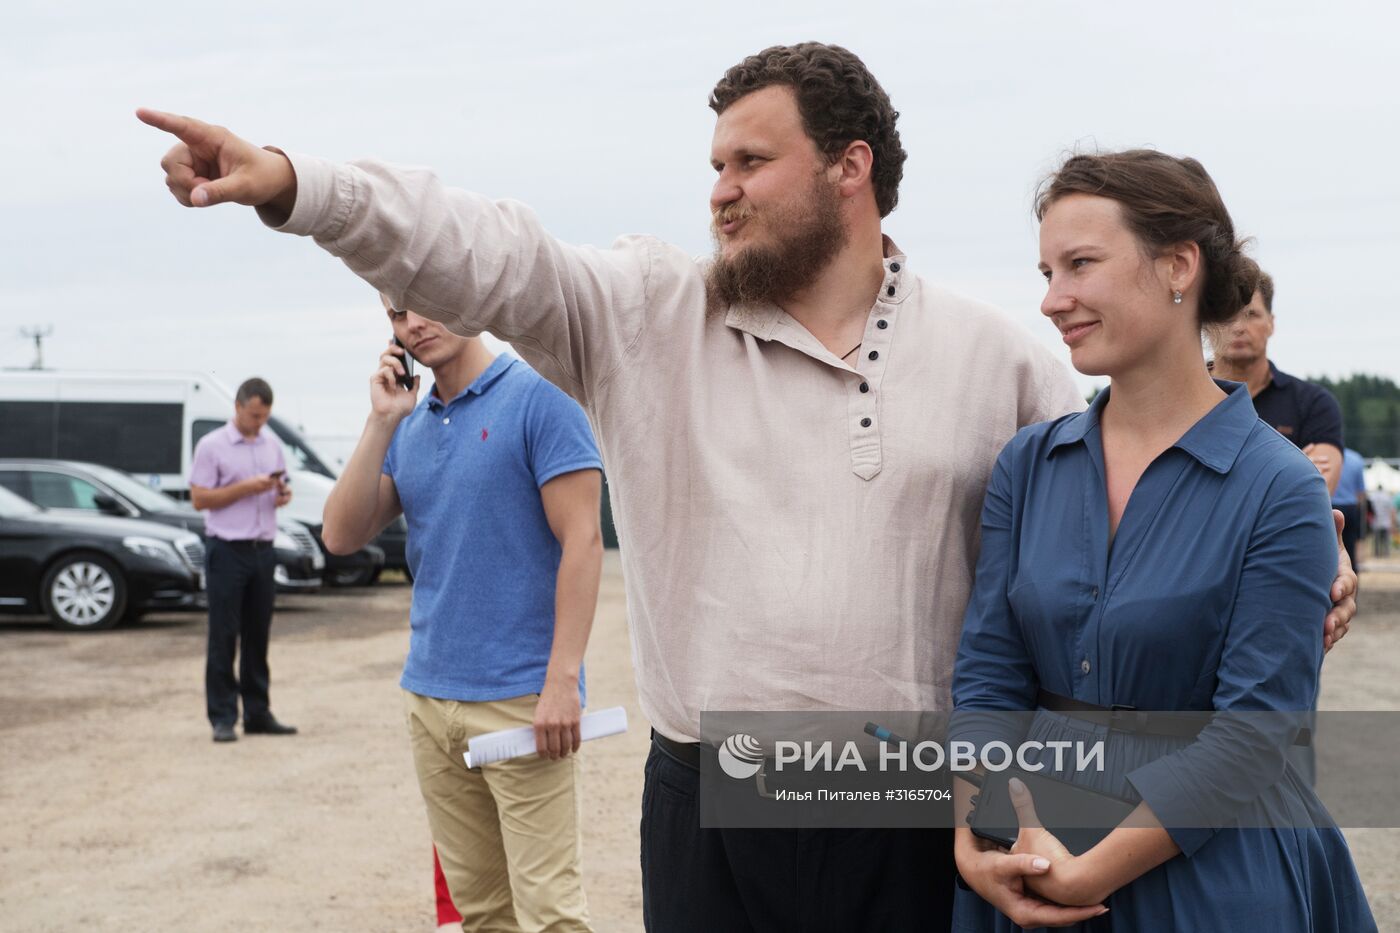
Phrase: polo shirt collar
[
  {"left": 1265, "top": 359, "right": 1293, "bottom": 388},
  {"left": 426, "top": 355, "right": 515, "bottom": 411},
  {"left": 1047, "top": 379, "right": 1256, "bottom": 475},
  {"left": 223, "top": 420, "right": 264, "bottom": 445}
]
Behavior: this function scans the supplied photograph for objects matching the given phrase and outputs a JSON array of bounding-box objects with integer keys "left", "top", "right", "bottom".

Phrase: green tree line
[{"left": 1312, "top": 374, "right": 1400, "bottom": 458}]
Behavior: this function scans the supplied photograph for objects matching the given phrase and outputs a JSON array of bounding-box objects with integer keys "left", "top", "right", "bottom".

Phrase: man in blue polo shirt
[
  {"left": 322, "top": 298, "right": 603, "bottom": 931},
  {"left": 1333, "top": 448, "right": 1367, "bottom": 570},
  {"left": 1211, "top": 264, "right": 1343, "bottom": 495}
]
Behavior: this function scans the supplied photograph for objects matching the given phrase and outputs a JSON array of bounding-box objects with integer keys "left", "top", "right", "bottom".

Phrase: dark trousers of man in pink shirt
[{"left": 205, "top": 538, "right": 276, "bottom": 728}]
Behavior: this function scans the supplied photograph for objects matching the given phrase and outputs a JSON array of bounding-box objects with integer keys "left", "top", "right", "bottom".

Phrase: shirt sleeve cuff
[
  {"left": 255, "top": 150, "right": 352, "bottom": 241},
  {"left": 535, "top": 460, "right": 603, "bottom": 489}
]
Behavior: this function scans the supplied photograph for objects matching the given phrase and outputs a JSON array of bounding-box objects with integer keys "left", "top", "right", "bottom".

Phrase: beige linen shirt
[{"left": 269, "top": 154, "right": 1084, "bottom": 742}]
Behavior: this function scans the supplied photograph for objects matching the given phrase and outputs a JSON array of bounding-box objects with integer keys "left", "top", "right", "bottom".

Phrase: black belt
[
  {"left": 211, "top": 538, "right": 274, "bottom": 549},
  {"left": 651, "top": 729, "right": 706, "bottom": 770},
  {"left": 1037, "top": 689, "right": 1311, "bottom": 746}
]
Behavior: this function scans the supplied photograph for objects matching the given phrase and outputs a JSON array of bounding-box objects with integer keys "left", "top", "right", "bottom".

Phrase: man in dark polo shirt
[
  {"left": 1211, "top": 266, "right": 1343, "bottom": 495},
  {"left": 1211, "top": 264, "right": 1342, "bottom": 786}
]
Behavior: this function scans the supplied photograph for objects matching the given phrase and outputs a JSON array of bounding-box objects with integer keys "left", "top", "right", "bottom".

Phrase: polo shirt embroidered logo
[{"left": 481, "top": 428, "right": 489, "bottom": 441}]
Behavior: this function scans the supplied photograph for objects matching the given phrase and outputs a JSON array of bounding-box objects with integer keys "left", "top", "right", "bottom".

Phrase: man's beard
[{"left": 705, "top": 174, "right": 848, "bottom": 314}]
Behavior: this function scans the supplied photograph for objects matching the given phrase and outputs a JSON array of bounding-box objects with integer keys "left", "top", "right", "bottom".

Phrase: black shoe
[
  {"left": 244, "top": 714, "right": 297, "bottom": 735},
  {"left": 212, "top": 723, "right": 238, "bottom": 743}
]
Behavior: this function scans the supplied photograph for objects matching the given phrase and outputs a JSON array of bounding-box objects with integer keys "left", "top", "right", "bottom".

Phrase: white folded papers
[{"left": 463, "top": 706, "right": 629, "bottom": 769}]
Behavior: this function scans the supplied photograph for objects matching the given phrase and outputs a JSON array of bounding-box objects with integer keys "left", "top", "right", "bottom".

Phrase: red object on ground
[{"left": 434, "top": 845, "right": 462, "bottom": 925}]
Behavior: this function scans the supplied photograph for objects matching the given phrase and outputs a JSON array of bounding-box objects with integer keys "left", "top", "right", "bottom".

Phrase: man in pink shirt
[{"left": 190, "top": 377, "right": 297, "bottom": 743}]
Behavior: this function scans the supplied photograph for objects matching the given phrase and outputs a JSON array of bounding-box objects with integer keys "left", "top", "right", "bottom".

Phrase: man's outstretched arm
[{"left": 137, "top": 109, "right": 652, "bottom": 405}]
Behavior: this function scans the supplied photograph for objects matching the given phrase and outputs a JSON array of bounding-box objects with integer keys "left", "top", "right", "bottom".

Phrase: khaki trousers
[{"left": 404, "top": 690, "right": 591, "bottom": 933}]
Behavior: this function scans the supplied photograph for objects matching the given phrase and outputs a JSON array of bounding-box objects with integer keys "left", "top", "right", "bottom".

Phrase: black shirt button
[
  {"left": 890, "top": 262, "right": 901, "bottom": 272},
  {"left": 886, "top": 285, "right": 896, "bottom": 297},
  {"left": 868, "top": 350, "right": 879, "bottom": 361},
  {"left": 860, "top": 417, "right": 872, "bottom": 428},
  {"left": 859, "top": 382, "right": 869, "bottom": 393},
  {"left": 877, "top": 319, "right": 888, "bottom": 330}
]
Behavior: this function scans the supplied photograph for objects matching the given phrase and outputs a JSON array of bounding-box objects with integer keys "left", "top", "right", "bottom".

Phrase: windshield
[
  {"left": 0, "top": 485, "right": 41, "bottom": 517},
  {"left": 83, "top": 463, "right": 189, "bottom": 513},
  {"left": 267, "top": 416, "right": 337, "bottom": 479}
]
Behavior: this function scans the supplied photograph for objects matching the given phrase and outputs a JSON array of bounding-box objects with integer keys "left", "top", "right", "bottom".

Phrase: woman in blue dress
[{"left": 950, "top": 150, "right": 1375, "bottom": 931}]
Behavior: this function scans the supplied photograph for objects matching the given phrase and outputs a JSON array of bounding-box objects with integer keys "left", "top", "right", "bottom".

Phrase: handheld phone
[
  {"left": 393, "top": 337, "right": 416, "bottom": 390},
  {"left": 969, "top": 767, "right": 1137, "bottom": 855}
]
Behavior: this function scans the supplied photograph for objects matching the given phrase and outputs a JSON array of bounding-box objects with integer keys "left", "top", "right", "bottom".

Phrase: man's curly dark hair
[{"left": 709, "top": 43, "right": 907, "bottom": 218}]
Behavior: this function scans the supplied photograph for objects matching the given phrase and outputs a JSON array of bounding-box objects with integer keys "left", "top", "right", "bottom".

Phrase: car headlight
[
  {"left": 274, "top": 530, "right": 297, "bottom": 551},
  {"left": 123, "top": 536, "right": 184, "bottom": 567}
]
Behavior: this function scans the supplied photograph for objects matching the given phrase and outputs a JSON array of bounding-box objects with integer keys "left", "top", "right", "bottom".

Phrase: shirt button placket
[
  {"left": 848, "top": 265, "right": 901, "bottom": 476},
  {"left": 859, "top": 273, "right": 895, "bottom": 425}
]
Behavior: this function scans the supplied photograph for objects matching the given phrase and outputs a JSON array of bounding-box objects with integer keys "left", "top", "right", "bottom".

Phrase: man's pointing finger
[{"left": 136, "top": 108, "right": 214, "bottom": 145}]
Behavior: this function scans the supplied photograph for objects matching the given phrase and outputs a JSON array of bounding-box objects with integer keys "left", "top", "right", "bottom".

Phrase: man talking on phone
[
  {"left": 321, "top": 298, "right": 603, "bottom": 931},
  {"left": 190, "top": 377, "right": 296, "bottom": 743}
]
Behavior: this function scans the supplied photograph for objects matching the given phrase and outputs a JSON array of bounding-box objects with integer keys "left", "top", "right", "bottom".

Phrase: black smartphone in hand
[
  {"left": 970, "top": 767, "right": 1137, "bottom": 856},
  {"left": 393, "top": 337, "right": 416, "bottom": 390}
]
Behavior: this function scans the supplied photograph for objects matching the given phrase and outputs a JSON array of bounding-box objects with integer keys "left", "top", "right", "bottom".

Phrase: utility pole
[{"left": 18, "top": 325, "right": 52, "bottom": 370}]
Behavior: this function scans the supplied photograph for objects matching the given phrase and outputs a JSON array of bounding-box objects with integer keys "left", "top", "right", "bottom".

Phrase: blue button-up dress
[{"left": 952, "top": 381, "right": 1375, "bottom": 931}]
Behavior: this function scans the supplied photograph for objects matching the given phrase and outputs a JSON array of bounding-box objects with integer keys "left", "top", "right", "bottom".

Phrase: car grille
[
  {"left": 283, "top": 523, "right": 320, "bottom": 558},
  {"left": 178, "top": 538, "right": 206, "bottom": 571}
]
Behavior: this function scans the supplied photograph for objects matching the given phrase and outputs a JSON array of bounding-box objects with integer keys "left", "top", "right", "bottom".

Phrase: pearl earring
[{"left": 1172, "top": 291, "right": 1183, "bottom": 304}]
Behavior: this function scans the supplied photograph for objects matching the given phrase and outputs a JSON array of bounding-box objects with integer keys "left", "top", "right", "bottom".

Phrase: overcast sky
[{"left": 3, "top": 0, "right": 1397, "bottom": 453}]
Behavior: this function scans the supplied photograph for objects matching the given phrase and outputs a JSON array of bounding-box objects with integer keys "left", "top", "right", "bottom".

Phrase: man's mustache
[{"left": 712, "top": 205, "right": 756, "bottom": 228}]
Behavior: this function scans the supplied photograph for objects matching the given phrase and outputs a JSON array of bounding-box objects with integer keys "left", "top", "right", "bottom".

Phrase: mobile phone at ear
[{"left": 393, "top": 337, "right": 416, "bottom": 390}]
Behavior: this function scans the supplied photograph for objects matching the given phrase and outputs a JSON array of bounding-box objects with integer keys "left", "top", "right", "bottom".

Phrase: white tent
[{"left": 1365, "top": 459, "right": 1400, "bottom": 495}]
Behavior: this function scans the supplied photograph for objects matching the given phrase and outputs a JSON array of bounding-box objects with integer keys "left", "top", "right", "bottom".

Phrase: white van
[{"left": 0, "top": 369, "right": 338, "bottom": 528}]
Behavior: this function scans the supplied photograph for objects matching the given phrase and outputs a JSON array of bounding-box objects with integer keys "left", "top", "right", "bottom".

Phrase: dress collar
[{"left": 1047, "top": 379, "right": 1257, "bottom": 475}]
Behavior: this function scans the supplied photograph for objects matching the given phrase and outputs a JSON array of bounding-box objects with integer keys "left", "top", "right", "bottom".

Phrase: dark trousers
[
  {"left": 205, "top": 538, "right": 276, "bottom": 727},
  {"left": 1338, "top": 503, "right": 1361, "bottom": 570},
  {"left": 640, "top": 739, "right": 956, "bottom": 933}
]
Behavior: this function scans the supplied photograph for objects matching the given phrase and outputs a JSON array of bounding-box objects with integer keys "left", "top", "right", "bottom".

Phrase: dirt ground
[{"left": 2, "top": 555, "right": 1399, "bottom": 931}]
